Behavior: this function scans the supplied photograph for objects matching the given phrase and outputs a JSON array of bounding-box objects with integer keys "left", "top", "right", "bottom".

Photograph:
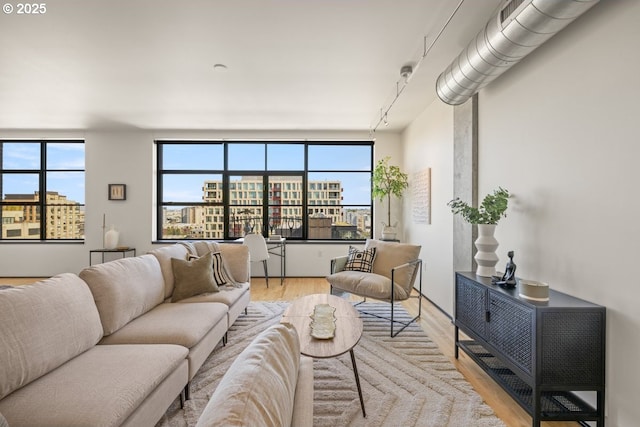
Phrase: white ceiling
[{"left": 0, "top": 0, "right": 503, "bottom": 132}]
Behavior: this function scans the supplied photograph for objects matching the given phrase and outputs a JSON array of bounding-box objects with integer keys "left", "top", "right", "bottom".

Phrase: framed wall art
[
  {"left": 108, "top": 184, "right": 126, "bottom": 201},
  {"left": 412, "top": 168, "right": 431, "bottom": 224}
]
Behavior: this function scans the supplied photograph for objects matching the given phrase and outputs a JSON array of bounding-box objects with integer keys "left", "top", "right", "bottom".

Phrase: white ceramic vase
[
  {"left": 104, "top": 225, "right": 120, "bottom": 249},
  {"left": 474, "top": 224, "right": 499, "bottom": 277}
]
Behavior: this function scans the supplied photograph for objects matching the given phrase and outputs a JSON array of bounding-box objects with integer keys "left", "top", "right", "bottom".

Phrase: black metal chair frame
[{"left": 330, "top": 258, "right": 423, "bottom": 338}]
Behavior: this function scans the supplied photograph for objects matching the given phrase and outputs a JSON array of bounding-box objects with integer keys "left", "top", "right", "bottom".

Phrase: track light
[
  {"left": 368, "top": 0, "right": 465, "bottom": 134},
  {"left": 400, "top": 65, "right": 413, "bottom": 81}
]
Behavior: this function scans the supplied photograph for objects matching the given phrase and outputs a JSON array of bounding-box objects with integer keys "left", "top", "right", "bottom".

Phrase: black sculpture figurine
[{"left": 492, "top": 250, "right": 517, "bottom": 288}]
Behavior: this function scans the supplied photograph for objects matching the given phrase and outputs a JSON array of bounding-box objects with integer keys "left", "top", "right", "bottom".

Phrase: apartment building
[
  {"left": 163, "top": 177, "right": 370, "bottom": 239},
  {"left": 1, "top": 192, "right": 84, "bottom": 239}
]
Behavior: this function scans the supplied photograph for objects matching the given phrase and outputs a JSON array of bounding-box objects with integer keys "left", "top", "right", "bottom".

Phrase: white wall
[
  {"left": 371, "top": 131, "right": 404, "bottom": 241},
  {"left": 403, "top": 1, "right": 640, "bottom": 425},
  {"left": 402, "top": 101, "right": 454, "bottom": 312},
  {"left": 0, "top": 129, "right": 399, "bottom": 277}
]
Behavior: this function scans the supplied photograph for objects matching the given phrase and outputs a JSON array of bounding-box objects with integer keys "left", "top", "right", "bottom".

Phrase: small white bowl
[{"left": 518, "top": 279, "right": 549, "bottom": 302}]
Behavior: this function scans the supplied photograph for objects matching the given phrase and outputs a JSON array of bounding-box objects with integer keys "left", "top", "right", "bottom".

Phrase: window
[
  {"left": 1, "top": 140, "right": 85, "bottom": 240},
  {"left": 156, "top": 141, "right": 373, "bottom": 240}
]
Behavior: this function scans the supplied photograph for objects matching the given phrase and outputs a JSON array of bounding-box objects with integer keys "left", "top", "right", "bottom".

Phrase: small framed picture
[{"left": 108, "top": 184, "right": 126, "bottom": 201}]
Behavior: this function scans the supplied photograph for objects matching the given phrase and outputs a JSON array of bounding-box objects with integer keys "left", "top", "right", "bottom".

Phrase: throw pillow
[
  {"left": 188, "top": 251, "right": 233, "bottom": 287},
  {"left": 343, "top": 246, "right": 376, "bottom": 273},
  {"left": 171, "top": 251, "right": 219, "bottom": 302},
  {"left": 211, "top": 251, "right": 231, "bottom": 286}
]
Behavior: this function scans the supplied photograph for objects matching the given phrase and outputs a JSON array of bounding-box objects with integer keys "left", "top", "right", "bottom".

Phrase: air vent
[{"left": 500, "top": 0, "right": 525, "bottom": 24}]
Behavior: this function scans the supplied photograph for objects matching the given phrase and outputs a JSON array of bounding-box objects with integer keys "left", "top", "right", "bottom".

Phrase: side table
[{"left": 89, "top": 248, "right": 136, "bottom": 265}]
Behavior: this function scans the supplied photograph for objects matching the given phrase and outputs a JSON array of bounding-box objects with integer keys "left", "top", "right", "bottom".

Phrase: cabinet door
[
  {"left": 540, "top": 310, "right": 605, "bottom": 387},
  {"left": 487, "top": 292, "right": 534, "bottom": 375},
  {"left": 455, "top": 275, "right": 487, "bottom": 339}
]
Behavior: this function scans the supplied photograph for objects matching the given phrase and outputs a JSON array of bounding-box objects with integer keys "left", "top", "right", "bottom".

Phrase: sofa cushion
[
  {"left": 326, "top": 270, "right": 410, "bottom": 300},
  {"left": 0, "top": 274, "right": 104, "bottom": 400},
  {"left": 98, "top": 301, "right": 228, "bottom": 348},
  {"left": 195, "top": 323, "right": 301, "bottom": 427},
  {"left": 0, "top": 411, "right": 7, "bottom": 427},
  {"left": 178, "top": 281, "right": 249, "bottom": 306},
  {"left": 191, "top": 242, "right": 248, "bottom": 285},
  {"left": 291, "top": 355, "right": 314, "bottom": 427},
  {"left": 0, "top": 344, "right": 188, "bottom": 427},
  {"left": 218, "top": 244, "right": 250, "bottom": 283},
  {"left": 171, "top": 252, "right": 219, "bottom": 302},
  {"left": 148, "top": 244, "right": 190, "bottom": 299},
  {"left": 79, "top": 255, "right": 165, "bottom": 336},
  {"left": 343, "top": 246, "right": 377, "bottom": 273}
]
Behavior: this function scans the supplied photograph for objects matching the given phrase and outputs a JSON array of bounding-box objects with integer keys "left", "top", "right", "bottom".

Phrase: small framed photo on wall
[{"left": 108, "top": 184, "right": 126, "bottom": 201}]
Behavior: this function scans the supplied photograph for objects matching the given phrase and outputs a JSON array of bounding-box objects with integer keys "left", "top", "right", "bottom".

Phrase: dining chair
[{"left": 243, "top": 233, "right": 271, "bottom": 287}]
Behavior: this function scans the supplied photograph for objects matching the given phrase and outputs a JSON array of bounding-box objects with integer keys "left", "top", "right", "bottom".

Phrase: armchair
[{"left": 326, "top": 239, "right": 422, "bottom": 337}]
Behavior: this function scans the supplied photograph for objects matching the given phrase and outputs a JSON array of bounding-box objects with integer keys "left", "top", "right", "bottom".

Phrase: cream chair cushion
[
  {"left": 326, "top": 239, "right": 421, "bottom": 301},
  {"left": 327, "top": 270, "right": 409, "bottom": 300},
  {"left": 365, "top": 239, "right": 421, "bottom": 294}
]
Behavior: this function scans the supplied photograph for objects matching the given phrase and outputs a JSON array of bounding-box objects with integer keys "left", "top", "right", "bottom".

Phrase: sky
[
  {"left": 161, "top": 143, "right": 373, "bottom": 206},
  {"left": 1, "top": 142, "right": 85, "bottom": 203},
  {"left": 2, "top": 142, "right": 373, "bottom": 206}
]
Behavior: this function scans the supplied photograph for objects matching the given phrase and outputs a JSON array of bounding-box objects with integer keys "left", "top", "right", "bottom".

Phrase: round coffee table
[{"left": 281, "top": 293, "right": 366, "bottom": 417}]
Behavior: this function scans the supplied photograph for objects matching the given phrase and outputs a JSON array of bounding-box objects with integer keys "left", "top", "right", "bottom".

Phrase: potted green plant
[
  {"left": 447, "top": 187, "right": 510, "bottom": 277},
  {"left": 447, "top": 187, "right": 510, "bottom": 225},
  {"left": 372, "top": 156, "right": 409, "bottom": 240}
]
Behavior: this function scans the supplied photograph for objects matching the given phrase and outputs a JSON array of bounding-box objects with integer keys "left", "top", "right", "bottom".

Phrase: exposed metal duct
[{"left": 436, "top": 0, "right": 600, "bottom": 105}]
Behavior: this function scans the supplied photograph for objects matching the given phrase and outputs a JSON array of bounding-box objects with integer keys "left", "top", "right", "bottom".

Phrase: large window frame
[
  {"left": 0, "top": 140, "right": 85, "bottom": 241},
  {"left": 156, "top": 140, "right": 373, "bottom": 241}
]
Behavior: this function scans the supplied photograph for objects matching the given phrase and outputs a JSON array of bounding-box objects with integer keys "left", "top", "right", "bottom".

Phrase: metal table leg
[{"left": 349, "top": 349, "right": 366, "bottom": 417}]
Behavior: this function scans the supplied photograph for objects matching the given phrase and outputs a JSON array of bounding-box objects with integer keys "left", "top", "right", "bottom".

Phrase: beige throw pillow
[
  {"left": 188, "top": 251, "right": 232, "bottom": 286},
  {"left": 171, "top": 251, "right": 219, "bottom": 302}
]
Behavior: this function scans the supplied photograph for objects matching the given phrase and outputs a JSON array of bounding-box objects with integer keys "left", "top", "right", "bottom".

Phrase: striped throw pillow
[{"left": 210, "top": 251, "right": 230, "bottom": 286}]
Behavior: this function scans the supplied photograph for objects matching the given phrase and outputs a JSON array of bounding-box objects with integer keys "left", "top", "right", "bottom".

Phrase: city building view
[
  {"left": 162, "top": 176, "right": 371, "bottom": 240},
  {"left": 1, "top": 192, "right": 85, "bottom": 239}
]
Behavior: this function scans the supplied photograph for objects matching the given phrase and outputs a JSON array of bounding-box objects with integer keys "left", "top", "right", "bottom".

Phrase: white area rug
[{"left": 156, "top": 301, "right": 505, "bottom": 427}]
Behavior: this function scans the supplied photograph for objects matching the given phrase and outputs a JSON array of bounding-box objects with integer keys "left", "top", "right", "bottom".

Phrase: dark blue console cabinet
[{"left": 454, "top": 272, "right": 606, "bottom": 426}]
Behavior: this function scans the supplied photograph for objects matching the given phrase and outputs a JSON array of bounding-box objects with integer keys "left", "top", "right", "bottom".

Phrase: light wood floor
[{"left": 1, "top": 276, "right": 578, "bottom": 427}]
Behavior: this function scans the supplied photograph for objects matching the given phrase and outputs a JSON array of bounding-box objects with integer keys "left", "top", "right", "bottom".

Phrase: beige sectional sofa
[
  {"left": 0, "top": 241, "right": 253, "bottom": 427},
  {"left": 0, "top": 273, "right": 190, "bottom": 427}
]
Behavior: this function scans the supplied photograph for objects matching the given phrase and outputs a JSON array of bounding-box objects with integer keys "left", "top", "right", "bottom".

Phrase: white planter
[
  {"left": 474, "top": 224, "right": 499, "bottom": 277},
  {"left": 381, "top": 225, "right": 397, "bottom": 241},
  {"left": 104, "top": 226, "right": 120, "bottom": 249}
]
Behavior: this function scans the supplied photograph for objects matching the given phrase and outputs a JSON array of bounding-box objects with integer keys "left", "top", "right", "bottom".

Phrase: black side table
[{"left": 89, "top": 248, "right": 136, "bottom": 265}]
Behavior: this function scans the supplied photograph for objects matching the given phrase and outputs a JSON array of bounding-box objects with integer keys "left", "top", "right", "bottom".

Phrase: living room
[{"left": 1, "top": 1, "right": 638, "bottom": 426}]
